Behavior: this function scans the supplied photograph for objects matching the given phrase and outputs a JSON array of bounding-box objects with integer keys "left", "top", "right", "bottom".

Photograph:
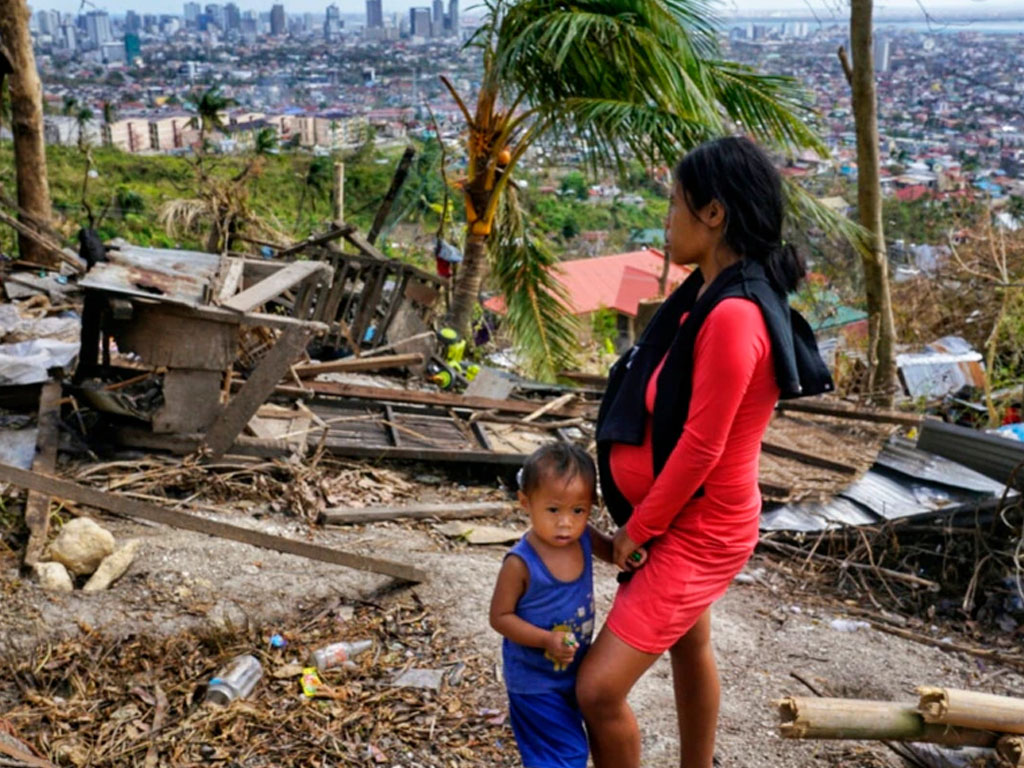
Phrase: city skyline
[{"left": 26, "top": 0, "right": 1024, "bottom": 18}]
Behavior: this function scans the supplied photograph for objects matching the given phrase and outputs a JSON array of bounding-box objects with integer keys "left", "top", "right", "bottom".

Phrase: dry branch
[{"left": 917, "top": 687, "right": 1024, "bottom": 735}]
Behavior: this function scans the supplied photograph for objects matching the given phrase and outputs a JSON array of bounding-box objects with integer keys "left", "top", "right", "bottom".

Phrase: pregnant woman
[{"left": 577, "top": 136, "right": 834, "bottom": 768}]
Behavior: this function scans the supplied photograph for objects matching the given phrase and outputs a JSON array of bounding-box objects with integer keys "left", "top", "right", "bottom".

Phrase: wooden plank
[
  {"left": 351, "top": 265, "right": 387, "bottom": 350},
  {"left": 777, "top": 399, "right": 924, "bottom": 427},
  {"left": 203, "top": 325, "right": 314, "bottom": 460},
  {"left": 111, "top": 302, "right": 238, "bottom": 370},
  {"left": 761, "top": 440, "right": 859, "bottom": 475},
  {"left": 319, "top": 440, "right": 528, "bottom": 466},
  {"left": 23, "top": 381, "right": 61, "bottom": 568},
  {"left": 383, "top": 404, "right": 401, "bottom": 447},
  {"left": 0, "top": 464, "right": 427, "bottom": 583},
  {"left": 215, "top": 257, "right": 245, "bottom": 303},
  {"left": 222, "top": 260, "right": 330, "bottom": 313},
  {"left": 275, "top": 225, "right": 353, "bottom": 258},
  {"left": 291, "top": 380, "right": 597, "bottom": 419},
  {"left": 114, "top": 427, "right": 294, "bottom": 458},
  {"left": 343, "top": 229, "right": 387, "bottom": 261},
  {"left": 321, "top": 500, "right": 511, "bottom": 525},
  {"left": 522, "top": 392, "right": 576, "bottom": 423},
  {"left": 293, "top": 353, "right": 424, "bottom": 378}
]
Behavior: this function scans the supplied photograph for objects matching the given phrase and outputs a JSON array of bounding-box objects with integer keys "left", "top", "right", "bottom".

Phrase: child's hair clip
[{"left": 515, "top": 467, "right": 524, "bottom": 489}]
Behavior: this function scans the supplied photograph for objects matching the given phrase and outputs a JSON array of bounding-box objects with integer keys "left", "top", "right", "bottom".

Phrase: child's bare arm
[
  {"left": 588, "top": 524, "right": 614, "bottom": 563},
  {"left": 490, "top": 556, "right": 576, "bottom": 664}
]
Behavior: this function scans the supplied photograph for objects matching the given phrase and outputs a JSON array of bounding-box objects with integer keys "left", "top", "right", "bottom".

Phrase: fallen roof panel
[{"left": 79, "top": 243, "right": 222, "bottom": 307}]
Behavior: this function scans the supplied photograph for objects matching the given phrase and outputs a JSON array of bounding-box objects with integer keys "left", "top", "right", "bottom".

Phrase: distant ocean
[{"left": 725, "top": 18, "right": 1024, "bottom": 34}]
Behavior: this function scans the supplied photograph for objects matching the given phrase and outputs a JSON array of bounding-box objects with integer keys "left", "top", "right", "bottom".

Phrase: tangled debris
[{"left": 0, "top": 594, "right": 516, "bottom": 767}]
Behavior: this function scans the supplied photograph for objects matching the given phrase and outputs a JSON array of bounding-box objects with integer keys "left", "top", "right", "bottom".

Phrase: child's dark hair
[
  {"left": 674, "top": 136, "right": 805, "bottom": 294},
  {"left": 518, "top": 443, "right": 596, "bottom": 497}
]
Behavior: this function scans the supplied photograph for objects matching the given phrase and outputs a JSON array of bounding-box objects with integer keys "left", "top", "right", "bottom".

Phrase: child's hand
[
  {"left": 544, "top": 631, "right": 578, "bottom": 667},
  {"left": 626, "top": 548, "right": 648, "bottom": 570}
]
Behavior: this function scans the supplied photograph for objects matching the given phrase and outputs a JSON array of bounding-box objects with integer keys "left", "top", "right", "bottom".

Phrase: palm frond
[
  {"left": 785, "top": 178, "right": 871, "bottom": 258},
  {"left": 490, "top": 184, "right": 580, "bottom": 381},
  {"left": 158, "top": 198, "right": 213, "bottom": 238}
]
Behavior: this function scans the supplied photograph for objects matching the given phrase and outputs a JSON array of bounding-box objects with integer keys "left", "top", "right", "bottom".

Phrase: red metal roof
[{"left": 483, "top": 249, "right": 690, "bottom": 317}]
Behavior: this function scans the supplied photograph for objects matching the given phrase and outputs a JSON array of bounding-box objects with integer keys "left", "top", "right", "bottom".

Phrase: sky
[{"left": 34, "top": 0, "right": 1022, "bottom": 19}]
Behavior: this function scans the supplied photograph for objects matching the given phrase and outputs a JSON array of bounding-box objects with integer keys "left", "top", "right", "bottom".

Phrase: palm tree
[
  {"left": 74, "top": 106, "right": 94, "bottom": 152},
  {"left": 441, "top": 0, "right": 833, "bottom": 369},
  {"left": 185, "top": 86, "right": 237, "bottom": 150}
]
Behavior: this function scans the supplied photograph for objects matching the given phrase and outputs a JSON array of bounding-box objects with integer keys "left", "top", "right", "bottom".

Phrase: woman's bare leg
[
  {"left": 576, "top": 628, "right": 660, "bottom": 768},
  {"left": 668, "top": 608, "right": 719, "bottom": 768}
]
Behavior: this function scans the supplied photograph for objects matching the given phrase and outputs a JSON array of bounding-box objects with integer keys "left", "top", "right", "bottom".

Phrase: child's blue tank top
[{"left": 502, "top": 532, "right": 595, "bottom": 694}]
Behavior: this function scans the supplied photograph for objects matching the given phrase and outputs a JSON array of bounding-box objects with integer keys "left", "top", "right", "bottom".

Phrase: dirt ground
[{"left": 2, "top": 468, "right": 1023, "bottom": 768}]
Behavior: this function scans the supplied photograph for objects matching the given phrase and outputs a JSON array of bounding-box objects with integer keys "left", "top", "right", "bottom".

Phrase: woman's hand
[{"left": 612, "top": 527, "right": 642, "bottom": 571}]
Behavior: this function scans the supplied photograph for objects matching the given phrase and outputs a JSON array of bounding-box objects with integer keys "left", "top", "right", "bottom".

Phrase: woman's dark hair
[
  {"left": 518, "top": 442, "right": 596, "bottom": 498},
  {"left": 674, "top": 136, "right": 805, "bottom": 293}
]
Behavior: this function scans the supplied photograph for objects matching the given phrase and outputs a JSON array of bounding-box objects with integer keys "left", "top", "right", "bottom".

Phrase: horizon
[{"left": 29, "top": 0, "right": 1024, "bottom": 20}]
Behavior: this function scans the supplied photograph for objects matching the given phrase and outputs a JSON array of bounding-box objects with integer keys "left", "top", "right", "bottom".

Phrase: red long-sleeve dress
[{"left": 605, "top": 298, "right": 779, "bottom": 653}]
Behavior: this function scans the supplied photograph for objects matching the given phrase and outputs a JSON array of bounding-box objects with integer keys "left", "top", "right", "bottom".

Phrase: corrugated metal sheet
[
  {"left": 761, "top": 437, "right": 1012, "bottom": 532},
  {"left": 896, "top": 335, "right": 987, "bottom": 398},
  {"left": 918, "top": 419, "right": 1024, "bottom": 489},
  {"left": 79, "top": 244, "right": 222, "bottom": 307}
]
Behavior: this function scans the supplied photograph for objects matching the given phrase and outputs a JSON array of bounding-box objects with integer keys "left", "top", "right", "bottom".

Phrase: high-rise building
[
  {"left": 84, "top": 11, "right": 113, "bottom": 46},
  {"left": 324, "top": 4, "right": 341, "bottom": 40},
  {"left": 447, "top": 0, "right": 458, "bottom": 37},
  {"left": 125, "top": 10, "right": 141, "bottom": 32},
  {"left": 205, "top": 4, "right": 225, "bottom": 29},
  {"left": 124, "top": 32, "right": 141, "bottom": 61},
  {"left": 410, "top": 7, "right": 431, "bottom": 37},
  {"left": 270, "top": 4, "right": 285, "bottom": 35},
  {"left": 365, "top": 0, "right": 383, "bottom": 29},
  {"left": 874, "top": 36, "right": 891, "bottom": 73},
  {"left": 184, "top": 2, "right": 200, "bottom": 27},
  {"left": 431, "top": 0, "right": 443, "bottom": 36},
  {"left": 37, "top": 9, "right": 60, "bottom": 35},
  {"left": 225, "top": 3, "right": 241, "bottom": 30},
  {"left": 60, "top": 23, "right": 77, "bottom": 51}
]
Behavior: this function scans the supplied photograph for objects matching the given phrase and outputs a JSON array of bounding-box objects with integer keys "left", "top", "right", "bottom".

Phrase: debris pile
[{"left": 0, "top": 594, "right": 516, "bottom": 767}]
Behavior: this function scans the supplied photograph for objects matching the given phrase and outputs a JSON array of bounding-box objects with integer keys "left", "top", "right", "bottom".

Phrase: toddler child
[{"left": 489, "top": 442, "right": 644, "bottom": 768}]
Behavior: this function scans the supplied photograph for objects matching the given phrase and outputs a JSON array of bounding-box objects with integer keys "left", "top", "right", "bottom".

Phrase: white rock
[
  {"left": 83, "top": 540, "right": 140, "bottom": 593},
  {"left": 49, "top": 518, "right": 115, "bottom": 576},
  {"left": 34, "top": 561, "right": 73, "bottom": 592}
]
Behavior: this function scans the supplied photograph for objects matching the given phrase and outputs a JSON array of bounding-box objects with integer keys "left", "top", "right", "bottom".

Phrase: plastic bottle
[
  {"left": 308, "top": 639, "right": 373, "bottom": 672},
  {"left": 204, "top": 654, "right": 263, "bottom": 705}
]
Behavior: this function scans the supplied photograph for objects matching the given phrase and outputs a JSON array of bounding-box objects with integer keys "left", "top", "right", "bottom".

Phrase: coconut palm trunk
[
  {"left": 0, "top": 0, "right": 57, "bottom": 269},
  {"left": 451, "top": 230, "right": 490, "bottom": 332},
  {"left": 847, "top": 0, "right": 898, "bottom": 404}
]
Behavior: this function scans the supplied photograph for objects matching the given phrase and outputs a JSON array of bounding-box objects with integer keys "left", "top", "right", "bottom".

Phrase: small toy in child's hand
[
  {"left": 628, "top": 551, "right": 643, "bottom": 564},
  {"left": 563, "top": 632, "right": 578, "bottom": 648}
]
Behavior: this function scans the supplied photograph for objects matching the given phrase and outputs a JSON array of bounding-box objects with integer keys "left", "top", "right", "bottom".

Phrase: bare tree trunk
[
  {"left": 849, "top": 0, "right": 898, "bottom": 405},
  {"left": 0, "top": 0, "right": 56, "bottom": 269},
  {"left": 450, "top": 231, "right": 489, "bottom": 338}
]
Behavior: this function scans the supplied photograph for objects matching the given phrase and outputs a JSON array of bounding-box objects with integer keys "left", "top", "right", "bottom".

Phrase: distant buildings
[
  {"left": 183, "top": 2, "right": 200, "bottom": 28},
  {"left": 409, "top": 7, "right": 431, "bottom": 38},
  {"left": 366, "top": 0, "right": 383, "bottom": 29},
  {"left": 874, "top": 36, "right": 891, "bottom": 73},
  {"left": 324, "top": 4, "right": 341, "bottom": 41},
  {"left": 269, "top": 4, "right": 285, "bottom": 35},
  {"left": 84, "top": 11, "right": 113, "bottom": 47}
]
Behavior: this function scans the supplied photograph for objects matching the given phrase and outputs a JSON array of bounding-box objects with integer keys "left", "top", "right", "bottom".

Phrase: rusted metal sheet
[{"left": 79, "top": 243, "right": 222, "bottom": 307}]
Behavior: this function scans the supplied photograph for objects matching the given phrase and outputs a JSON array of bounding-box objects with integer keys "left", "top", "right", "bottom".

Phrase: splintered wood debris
[{"left": 0, "top": 595, "right": 518, "bottom": 767}]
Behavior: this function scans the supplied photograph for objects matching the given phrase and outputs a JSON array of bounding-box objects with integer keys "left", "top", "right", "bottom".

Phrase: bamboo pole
[
  {"left": 917, "top": 687, "right": 1024, "bottom": 735},
  {"left": 998, "top": 735, "right": 1024, "bottom": 767},
  {"left": 777, "top": 697, "right": 997, "bottom": 746}
]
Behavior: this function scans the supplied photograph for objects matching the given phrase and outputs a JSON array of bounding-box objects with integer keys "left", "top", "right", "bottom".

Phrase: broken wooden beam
[
  {"left": 777, "top": 696, "right": 997, "bottom": 746},
  {"left": 23, "top": 380, "right": 61, "bottom": 568},
  {"left": 293, "top": 353, "right": 424, "bottom": 379},
  {"left": 275, "top": 225, "right": 353, "bottom": 258},
  {"left": 776, "top": 399, "right": 924, "bottom": 427},
  {"left": 320, "top": 500, "right": 513, "bottom": 526},
  {"left": 0, "top": 463, "right": 428, "bottom": 583},
  {"left": 280, "top": 380, "right": 597, "bottom": 419},
  {"left": 917, "top": 687, "right": 1024, "bottom": 735},
  {"left": 203, "top": 325, "right": 314, "bottom": 461},
  {"left": 522, "top": 392, "right": 576, "bottom": 423},
  {"left": 221, "top": 260, "right": 331, "bottom": 313},
  {"left": 761, "top": 440, "right": 859, "bottom": 475},
  {"left": 368, "top": 146, "right": 416, "bottom": 246}
]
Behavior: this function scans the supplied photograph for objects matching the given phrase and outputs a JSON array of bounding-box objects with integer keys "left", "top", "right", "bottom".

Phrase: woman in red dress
[{"left": 576, "top": 137, "right": 833, "bottom": 767}]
